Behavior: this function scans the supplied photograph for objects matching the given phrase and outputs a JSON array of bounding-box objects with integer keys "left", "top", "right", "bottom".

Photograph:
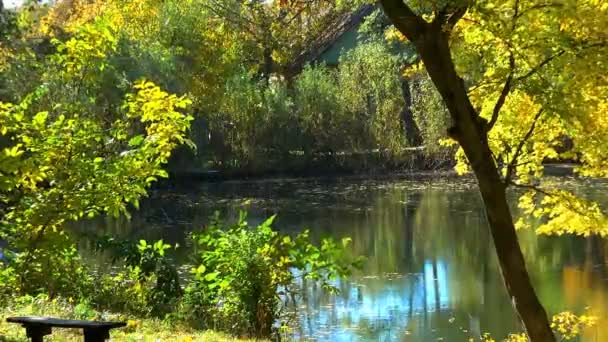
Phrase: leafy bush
[
  {"left": 0, "top": 16, "right": 192, "bottom": 301},
  {"left": 295, "top": 64, "right": 346, "bottom": 154},
  {"left": 180, "top": 212, "right": 364, "bottom": 338},
  {"left": 409, "top": 71, "right": 453, "bottom": 163},
  {"left": 338, "top": 40, "right": 407, "bottom": 159},
  {"left": 92, "top": 238, "right": 182, "bottom": 317},
  {"left": 200, "top": 38, "right": 411, "bottom": 172}
]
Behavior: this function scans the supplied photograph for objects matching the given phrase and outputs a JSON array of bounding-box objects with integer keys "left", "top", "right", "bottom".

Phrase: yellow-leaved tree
[
  {"left": 0, "top": 15, "right": 192, "bottom": 297},
  {"left": 378, "top": 0, "right": 608, "bottom": 341}
]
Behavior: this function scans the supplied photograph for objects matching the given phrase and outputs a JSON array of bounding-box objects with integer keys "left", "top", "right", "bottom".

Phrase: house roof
[{"left": 285, "top": 4, "right": 376, "bottom": 77}]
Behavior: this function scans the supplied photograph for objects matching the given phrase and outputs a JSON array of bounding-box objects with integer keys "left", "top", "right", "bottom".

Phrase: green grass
[{"left": 0, "top": 296, "right": 261, "bottom": 342}]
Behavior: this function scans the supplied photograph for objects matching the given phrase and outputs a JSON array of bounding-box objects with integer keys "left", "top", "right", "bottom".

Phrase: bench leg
[
  {"left": 24, "top": 325, "right": 52, "bottom": 342},
  {"left": 83, "top": 328, "right": 111, "bottom": 342}
]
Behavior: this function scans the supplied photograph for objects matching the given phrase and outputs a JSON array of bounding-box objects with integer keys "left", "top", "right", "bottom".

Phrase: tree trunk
[
  {"left": 380, "top": 2, "right": 555, "bottom": 340},
  {"left": 400, "top": 78, "right": 423, "bottom": 146},
  {"left": 423, "top": 26, "right": 555, "bottom": 342}
]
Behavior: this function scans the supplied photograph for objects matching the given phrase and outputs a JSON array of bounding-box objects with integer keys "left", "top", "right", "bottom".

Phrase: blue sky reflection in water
[
  {"left": 74, "top": 178, "right": 608, "bottom": 341},
  {"left": 293, "top": 261, "right": 450, "bottom": 341}
]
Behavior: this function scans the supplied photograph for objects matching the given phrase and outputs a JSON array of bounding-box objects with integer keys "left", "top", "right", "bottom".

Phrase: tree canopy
[{"left": 379, "top": 0, "right": 608, "bottom": 340}]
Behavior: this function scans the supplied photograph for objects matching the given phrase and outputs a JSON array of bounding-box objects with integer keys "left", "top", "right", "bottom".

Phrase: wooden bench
[{"left": 7, "top": 316, "right": 126, "bottom": 342}]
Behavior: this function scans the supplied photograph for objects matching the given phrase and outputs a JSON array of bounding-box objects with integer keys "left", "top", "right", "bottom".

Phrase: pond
[{"left": 75, "top": 176, "right": 608, "bottom": 341}]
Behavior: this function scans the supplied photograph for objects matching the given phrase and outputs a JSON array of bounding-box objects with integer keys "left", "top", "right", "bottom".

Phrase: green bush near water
[
  {"left": 180, "top": 212, "right": 364, "bottom": 337},
  {"left": 0, "top": 213, "right": 362, "bottom": 339},
  {"left": 0, "top": 17, "right": 362, "bottom": 339}
]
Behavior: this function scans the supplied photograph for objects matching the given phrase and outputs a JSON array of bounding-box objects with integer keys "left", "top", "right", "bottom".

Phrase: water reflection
[
  {"left": 294, "top": 260, "right": 450, "bottom": 341},
  {"left": 73, "top": 177, "right": 608, "bottom": 341}
]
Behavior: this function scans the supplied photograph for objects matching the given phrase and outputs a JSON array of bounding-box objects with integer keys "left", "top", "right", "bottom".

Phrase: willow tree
[{"left": 379, "top": 0, "right": 608, "bottom": 341}]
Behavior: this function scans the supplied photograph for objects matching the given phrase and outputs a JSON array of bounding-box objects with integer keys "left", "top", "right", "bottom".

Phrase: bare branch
[
  {"left": 447, "top": 6, "right": 468, "bottom": 28},
  {"left": 504, "top": 108, "right": 544, "bottom": 184},
  {"left": 436, "top": 4, "right": 468, "bottom": 30},
  {"left": 202, "top": 1, "right": 260, "bottom": 38},
  {"left": 487, "top": 53, "right": 515, "bottom": 131},
  {"left": 516, "top": 50, "right": 565, "bottom": 82},
  {"left": 512, "top": 0, "right": 521, "bottom": 27},
  {"left": 486, "top": 0, "right": 518, "bottom": 132},
  {"left": 379, "top": 0, "right": 426, "bottom": 41},
  {"left": 516, "top": 2, "right": 564, "bottom": 19},
  {"left": 509, "top": 181, "right": 551, "bottom": 196}
]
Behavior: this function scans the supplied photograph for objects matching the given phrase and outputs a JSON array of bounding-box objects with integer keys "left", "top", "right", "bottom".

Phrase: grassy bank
[{"left": 0, "top": 296, "right": 259, "bottom": 342}]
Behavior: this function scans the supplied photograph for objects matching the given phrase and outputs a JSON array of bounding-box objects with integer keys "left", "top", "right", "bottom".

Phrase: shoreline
[{"left": 160, "top": 163, "right": 578, "bottom": 188}]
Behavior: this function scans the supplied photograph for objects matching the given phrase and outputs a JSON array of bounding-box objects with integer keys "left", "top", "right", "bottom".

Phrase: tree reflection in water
[{"left": 73, "top": 178, "right": 608, "bottom": 341}]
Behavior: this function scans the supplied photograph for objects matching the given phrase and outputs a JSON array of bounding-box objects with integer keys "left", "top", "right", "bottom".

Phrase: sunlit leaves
[
  {"left": 0, "top": 18, "right": 192, "bottom": 295},
  {"left": 430, "top": 0, "right": 608, "bottom": 237},
  {"left": 516, "top": 189, "right": 608, "bottom": 237},
  {"left": 478, "top": 311, "right": 597, "bottom": 341},
  {"left": 551, "top": 311, "right": 598, "bottom": 340},
  {"left": 124, "top": 80, "right": 193, "bottom": 162},
  {"left": 185, "top": 211, "right": 363, "bottom": 333}
]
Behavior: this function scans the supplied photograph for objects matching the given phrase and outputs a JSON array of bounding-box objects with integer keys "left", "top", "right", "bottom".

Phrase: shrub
[
  {"left": 180, "top": 212, "right": 364, "bottom": 338},
  {"left": 338, "top": 40, "right": 407, "bottom": 159},
  {"left": 0, "top": 16, "right": 192, "bottom": 301},
  {"left": 408, "top": 71, "right": 454, "bottom": 164},
  {"left": 93, "top": 238, "right": 182, "bottom": 317},
  {"left": 295, "top": 64, "right": 346, "bottom": 154}
]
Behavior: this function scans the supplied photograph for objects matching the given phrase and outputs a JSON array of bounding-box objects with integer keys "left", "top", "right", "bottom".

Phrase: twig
[
  {"left": 487, "top": 53, "right": 515, "bottom": 131},
  {"left": 508, "top": 180, "right": 590, "bottom": 218},
  {"left": 516, "top": 50, "right": 566, "bottom": 82},
  {"left": 504, "top": 108, "right": 544, "bottom": 183},
  {"left": 515, "top": 2, "right": 564, "bottom": 19}
]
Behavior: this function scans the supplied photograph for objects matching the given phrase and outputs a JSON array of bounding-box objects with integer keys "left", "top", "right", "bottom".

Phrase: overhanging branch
[
  {"left": 487, "top": 53, "right": 515, "bottom": 131},
  {"left": 504, "top": 108, "right": 544, "bottom": 184},
  {"left": 516, "top": 50, "right": 565, "bottom": 82},
  {"left": 516, "top": 2, "right": 564, "bottom": 19},
  {"left": 508, "top": 181, "right": 591, "bottom": 218},
  {"left": 436, "top": 4, "right": 468, "bottom": 30},
  {"left": 487, "top": 0, "right": 518, "bottom": 132}
]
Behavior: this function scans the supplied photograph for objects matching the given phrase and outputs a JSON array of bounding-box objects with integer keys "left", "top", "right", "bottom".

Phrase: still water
[{"left": 77, "top": 176, "right": 608, "bottom": 341}]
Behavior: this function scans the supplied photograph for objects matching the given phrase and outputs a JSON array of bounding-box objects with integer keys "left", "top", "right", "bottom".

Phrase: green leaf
[
  {"left": 204, "top": 272, "right": 219, "bottom": 282},
  {"left": 128, "top": 135, "right": 144, "bottom": 147},
  {"left": 341, "top": 237, "right": 352, "bottom": 248},
  {"left": 193, "top": 265, "right": 206, "bottom": 275},
  {"left": 32, "top": 111, "right": 48, "bottom": 127}
]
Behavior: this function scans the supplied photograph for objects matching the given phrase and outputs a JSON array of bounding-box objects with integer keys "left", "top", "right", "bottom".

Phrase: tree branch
[
  {"left": 202, "top": 1, "right": 260, "bottom": 38},
  {"left": 516, "top": 2, "right": 564, "bottom": 19},
  {"left": 504, "top": 108, "right": 544, "bottom": 184},
  {"left": 487, "top": 53, "right": 515, "bottom": 131},
  {"left": 436, "top": 4, "right": 468, "bottom": 30},
  {"left": 448, "top": 6, "right": 468, "bottom": 28},
  {"left": 516, "top": 50, "right": 565, "bottom": 82},
  {"left": 509, "top": 181, "right": 550, "bottom": 196},
  {"left": 379, "top": 0, "right": 426, "bottom": 41},
  {"left": 508, "top": 181, "right": 591, "bottom": 218},
  {"left": 486, "top": 0, "right": 519, "bottom": 132}
]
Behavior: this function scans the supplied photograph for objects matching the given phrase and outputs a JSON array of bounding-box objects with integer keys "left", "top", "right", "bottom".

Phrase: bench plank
[
  {"left": 7, "top": 316, "right": 126, "bottom": 342},
  {"left": 7, "top": 316, "right": 126, "bottom": 329}
]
